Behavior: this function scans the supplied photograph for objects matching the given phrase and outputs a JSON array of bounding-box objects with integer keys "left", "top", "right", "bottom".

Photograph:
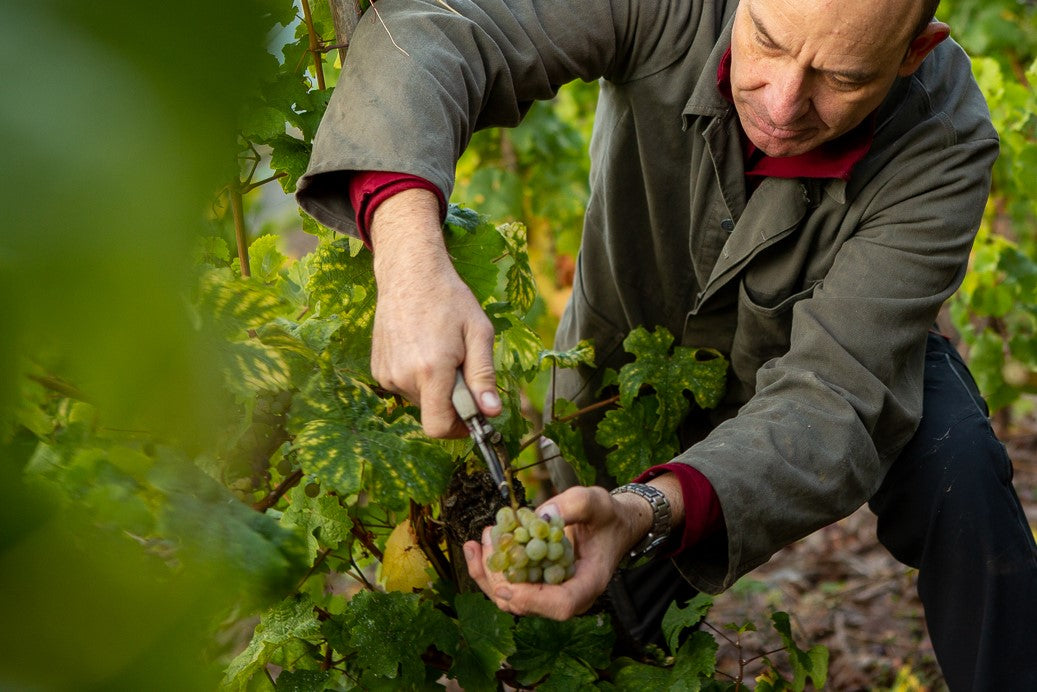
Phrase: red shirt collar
[{"left": 716, "top": 47, "right": 874, "bottom": 181}]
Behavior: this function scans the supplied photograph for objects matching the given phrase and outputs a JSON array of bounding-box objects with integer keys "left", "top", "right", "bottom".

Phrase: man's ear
[{"left": 899, "top": 21, "right": 950, "bottom": 76}]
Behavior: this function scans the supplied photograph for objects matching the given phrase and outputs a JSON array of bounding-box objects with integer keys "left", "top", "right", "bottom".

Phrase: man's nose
[{"left": 765, "top": 70, "right": 811, "bottom": 127}]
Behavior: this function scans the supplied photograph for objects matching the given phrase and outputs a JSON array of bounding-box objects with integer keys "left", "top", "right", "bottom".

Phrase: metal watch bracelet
[{"left": 609, "top": 482, "right": 673, "bottom": 568}]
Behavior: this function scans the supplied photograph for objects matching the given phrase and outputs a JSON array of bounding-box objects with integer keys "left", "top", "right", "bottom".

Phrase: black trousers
[{"left": 609, "top": 332, "right": 1037, "bottom": 690}]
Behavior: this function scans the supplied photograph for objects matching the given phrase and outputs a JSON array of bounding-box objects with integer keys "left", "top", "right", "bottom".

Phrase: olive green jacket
[{"left": 297, "top": 0, "right": 999, "bottom": 593}]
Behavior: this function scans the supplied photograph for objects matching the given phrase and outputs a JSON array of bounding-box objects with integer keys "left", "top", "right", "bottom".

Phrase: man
[{"left": 297, "top": 0, "right": 1037, "bottom": 687}]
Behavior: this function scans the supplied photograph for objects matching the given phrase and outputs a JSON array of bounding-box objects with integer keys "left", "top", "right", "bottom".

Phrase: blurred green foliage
[{"left": 940, "top": 0, "right": 1037, "bottom": 415}]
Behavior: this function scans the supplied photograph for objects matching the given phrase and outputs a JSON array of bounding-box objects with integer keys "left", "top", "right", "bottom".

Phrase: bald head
[{"left": 728, "top": 0, "right": 950, "bottom": 156}]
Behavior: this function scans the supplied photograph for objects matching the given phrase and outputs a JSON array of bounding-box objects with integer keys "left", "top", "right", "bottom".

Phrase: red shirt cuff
[
  {"left": 347, "top": 171, "right": 447, "bottom": 249},
  {"left": 633, "top": 463, "right": 723, "bottom": 556}
]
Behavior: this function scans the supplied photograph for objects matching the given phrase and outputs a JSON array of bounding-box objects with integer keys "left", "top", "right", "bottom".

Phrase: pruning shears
[{"left": 451, "top": 370, "right": 510, "bottom": 500}]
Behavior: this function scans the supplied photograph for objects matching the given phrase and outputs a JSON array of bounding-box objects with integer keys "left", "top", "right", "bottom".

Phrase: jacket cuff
[
  {"left": 633, "top": 463, "right": 724, "bottom": 556},
  {"left": 348, "top": 171, "right": 447, "bottom": 249}
]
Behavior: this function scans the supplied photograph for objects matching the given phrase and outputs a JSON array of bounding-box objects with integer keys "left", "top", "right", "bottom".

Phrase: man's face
[{"left": 729, "top": 0, "right": 925, "bottom": 157}]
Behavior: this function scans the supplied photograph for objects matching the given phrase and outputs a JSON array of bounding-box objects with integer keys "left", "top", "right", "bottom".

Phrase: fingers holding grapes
[{"left": 463, "top": 487, "right": 633, "bottom": 620}]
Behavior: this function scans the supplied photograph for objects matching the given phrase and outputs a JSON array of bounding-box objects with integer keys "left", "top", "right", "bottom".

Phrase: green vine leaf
[
  {"left": 595, "top": 397, "right": 679, "bottom": 484},
  {"left": 249, "top": 234, "right": 288, "bottom": 283},
  {"left": 662, "top": 593, "right": 714, "bottom": 655},
  {"left": 306, "top": 237, "right": 376, "bottom": 369},
  {"left": 290, "top": 372, "right": 452, "bottom": 511},
  {"left": 328, "top": 590, "right": 458, "bottom": 686},
  {"left": 280, "top": 484, "right": 353, "bottom": 561},
  {"left": 539, "top": 340, "right": 596, "bottom": 370},
  {"left": 198, "top": 268, "right": 287, "bottom": 335},
  {"left": 498, "top": 221, "right": 536, "bottom": 313},
  {"left": 543, "top": 399, "right": 597, "bottom": 487},
  {"left": 612, "top": 631, "right": 717, "bottom": 690},
  {"left": 220, "top": 338, "right": 293, "bottom": 396},
  {"left": 495, "top": 318, "right": 543, "bottom": 378},
  {"left": 617, "top": 327, "right": 728, "bottom": 434},
  {"left": 770, "top": 611, "right": 829, "bottom": 691},
  {"left": 444, "top": 205, "right": 506, "bottom": 304},
  {"left": 273, "top": 669, "right": 332, "bottom": 691},
  {"left": 269, "top": 134, "right": 312, "bottom": 193},
  {"left": 508, "top": 614, "right": 615, "bottom": 689},
  {"left": 445, "top": 593, "right": 517, "bottom": 691},
  {"left": 222, "top": 595, "right": 322, "bottom": 690}
]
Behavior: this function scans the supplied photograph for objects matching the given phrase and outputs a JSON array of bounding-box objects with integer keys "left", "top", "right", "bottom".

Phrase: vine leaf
[
  {"left": 769, "top": 611, "right": 829, "bottom": 691},
  {"left": 617, "top": 326, "right": 728, "bottom": 434},
  {"left": 543, "top": 399, "right": 597, "bottom": 487},
  {"left": 279, "top": 484, "right": 353, "bottom": 561},
  {"left": 327, "top": 591, "right": 457, "bottom": 686},
  {"left": 197, "top": 268, "right": 287, "bottom": 334},
  {"left": 444, "top": 205, "right": 506, "bottom": 304},
  {"left": 222, "top": 595, "right": 322, "bottom": 690},
  {"left": 612, "top": 631, "right": 717, "bottom": 690},
  {"left": 290, "top": 372, "right": 452, "bottom": 511},
  {"left": 498, "top": 221, "right": 536, "bottom": 313},
  {"left": 196, "top": 267, "right": 297, "bottom": 397},
  {"left": 539, "top": 339, "right": 595, "bottom": 370},
  {"left": 306, "top": 237, "right": 376, "bottom": 325},
  {"left": 495, "top": 317, "right": 542, "bottom": 377},
  {"left": 445, "top": 593, "right": 517, "bottom": 691},
  {"left": 662, "top": 593, "right": 714, "bottom": 655},
  {"left": 272, "top": 670, "right": 331, "bottom": 691},
  {"left": 269, "top": 134, "right": 311, "bottom": 193},
  {"left": 508, "top": 615, "right": 615, "bottom": 690},
  {"left": 248, "top": 234, "right": 287, "bottom": 283},
  {"left": 595, "top": 397, "right": 679, "bottom": 484},
  {"left": 220, "top": 339, "right": 293, "bottom": 396}
]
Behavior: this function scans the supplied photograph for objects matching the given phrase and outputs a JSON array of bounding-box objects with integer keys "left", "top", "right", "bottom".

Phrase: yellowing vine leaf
[{"left": 380, "top": 519, "right": 433, "bottom": 592}]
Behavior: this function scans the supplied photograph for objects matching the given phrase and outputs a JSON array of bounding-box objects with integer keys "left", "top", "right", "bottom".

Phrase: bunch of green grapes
[{"left": 486, "top": 506, "right": 575, "bottom": 584}]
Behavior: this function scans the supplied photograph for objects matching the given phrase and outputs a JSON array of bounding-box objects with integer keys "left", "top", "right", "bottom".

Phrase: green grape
[
  {"left": 525, "top": 537, "right": 548, "bottom": 562},
  {"left": 505, "top": 566, "right": 529, "bottom": 583},
  {"left": 507, "top": 544, "right": 529, "bottom": 569},
  {"left": 560, "top": 539, "right": 575, "bottom": 567},
  {"left": 495, "top": 506, "right": 518, "bottom": 532},
  {"left": 490, "top": 523, "right": 509, "bottom": 544},
  {"left": 304, "top": 481, "right": 320, "bottom": 498},
  {"left": 487, "top": 550, "right": 509, "bottom": 572},
  {"left": 546, "top": 541, "right": 565, "bottom": 562},
  {"left": 516, "top": 507, "right": 537, "bottom": 527},
  {"left": 543, "top": 564, "right": 566, "bottom": 585},
  {"left": 275, "top": 457, "right": 294, "bottom": 476},
  {"left": 484, "top": 505, "right": 574, "bottom": 584}
]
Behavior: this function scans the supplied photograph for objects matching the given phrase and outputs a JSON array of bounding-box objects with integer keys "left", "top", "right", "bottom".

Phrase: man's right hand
[{"left": 369, "top": 188, "right": 501, "bottom": 438}]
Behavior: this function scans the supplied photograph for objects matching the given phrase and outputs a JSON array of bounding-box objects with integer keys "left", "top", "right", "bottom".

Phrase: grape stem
[
  {"left": 252, "top": 468, "right": 304, "bottom": 512},
  {"left": 516, "top": 392, "right": 622, "bottom": 454}
]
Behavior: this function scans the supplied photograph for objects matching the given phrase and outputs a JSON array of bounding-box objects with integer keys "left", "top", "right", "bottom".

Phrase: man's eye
[
  {"left": 754, "top": 31, "right": 778, "bottom": 50},
  {"left": 829, "top": 75, "right": 864, "bottom": 90}
]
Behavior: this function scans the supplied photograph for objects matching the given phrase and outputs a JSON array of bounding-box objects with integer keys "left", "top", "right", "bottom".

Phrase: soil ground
[{"left": 704, "top": 418, "right": 1037, "bottom": 690}]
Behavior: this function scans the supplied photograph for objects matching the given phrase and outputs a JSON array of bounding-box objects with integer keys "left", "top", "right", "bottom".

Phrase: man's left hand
[{"left": 463, "top": 485, "right": 651, "bottom": 620}]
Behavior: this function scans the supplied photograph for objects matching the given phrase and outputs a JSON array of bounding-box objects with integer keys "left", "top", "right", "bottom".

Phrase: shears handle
[{"left": 451, "top": 370, "right": 510, "bottom": 500}]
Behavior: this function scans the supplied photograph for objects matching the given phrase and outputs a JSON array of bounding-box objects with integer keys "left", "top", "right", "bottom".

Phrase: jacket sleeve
[
  {"left": 296, "top": 0, "right": 702, "bottom": 235},
  {"left": 671, "top": 76, "right": 1000, "bottom": 593}
]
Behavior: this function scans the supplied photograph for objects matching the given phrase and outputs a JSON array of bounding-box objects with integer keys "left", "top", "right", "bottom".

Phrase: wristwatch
[{"left": 609, "top": 482, "right": 674, "bottom": 569}]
